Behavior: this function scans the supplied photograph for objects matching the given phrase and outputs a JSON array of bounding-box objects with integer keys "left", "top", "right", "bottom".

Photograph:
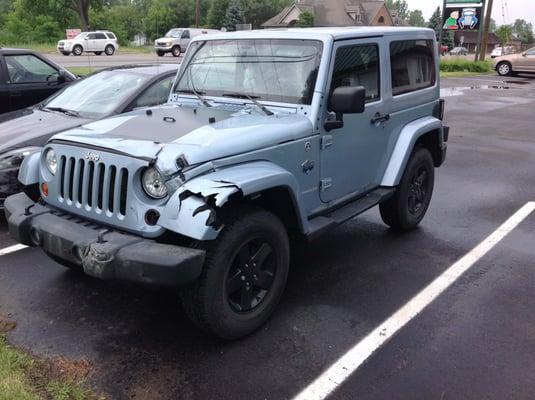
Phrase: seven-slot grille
[{"left": 58, "top": 155, "right": 129, "bottom": 217}]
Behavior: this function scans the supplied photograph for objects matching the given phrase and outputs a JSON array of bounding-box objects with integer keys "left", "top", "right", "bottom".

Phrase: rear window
[{"left": 390, "top": 40, "right": 436, "bottom": 96}]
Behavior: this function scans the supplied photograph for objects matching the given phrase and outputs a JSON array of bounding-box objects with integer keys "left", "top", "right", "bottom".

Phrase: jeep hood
[{"left": 52, "top": 105, "right": 313, "bottom": 166}]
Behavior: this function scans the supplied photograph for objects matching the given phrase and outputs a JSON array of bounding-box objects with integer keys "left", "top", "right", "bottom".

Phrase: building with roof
[
  {"left": 262, "top": 0, "right": 401, "bottom": 29},
  {"left": 453, "top": 31, "right": 500, "bottom": 53}
]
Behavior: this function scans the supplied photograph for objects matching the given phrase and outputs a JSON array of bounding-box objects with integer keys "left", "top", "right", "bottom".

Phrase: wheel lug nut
[{"left": 241, "top": 276, "right": 246, "bottom": 281}]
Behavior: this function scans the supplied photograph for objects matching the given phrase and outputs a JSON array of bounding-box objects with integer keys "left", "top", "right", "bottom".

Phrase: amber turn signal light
[{"left": 41, "top": 183, "right": 48, "bottom": 197}]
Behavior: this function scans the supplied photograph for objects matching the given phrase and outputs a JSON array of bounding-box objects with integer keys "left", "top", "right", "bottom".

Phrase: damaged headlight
[
  {"left": 0, "top": 147, "right": 41, "bottom": 171},
  {"left": 142, "top": 167, "right": 168, "bottom": 199}
]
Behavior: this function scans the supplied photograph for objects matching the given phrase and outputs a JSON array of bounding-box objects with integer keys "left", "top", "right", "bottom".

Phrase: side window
[
  {"left": 95, "top": 33, "right": 107, "bottom": 40},
  {"left": 526, "top": 48, "right": 535, "bottom": 56},
  {"left": 390, "top": 40, "right": 436, "bottom": 96},
  {"left": 5, "top": 55, "right": 58, "bottom": 83},
  {"left": 129, "top": 76, "right": 174, "bottom": 109},
  {"left": 182, "top": 30, "right": 190, "bottom": 39},
  {"left": 106, "top": 33, "right": 116, "bottom": 39},
  {"left": 86, "top": 33, "right": 97, "bottom": 40},
  {"left": 330, "top": 44, "right": 380, "bottom": 103}
]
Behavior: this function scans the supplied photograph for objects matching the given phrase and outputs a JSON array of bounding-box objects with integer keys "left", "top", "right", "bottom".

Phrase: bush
[{"left": 440, "top": 59, "right": 491, "bottom": 73}]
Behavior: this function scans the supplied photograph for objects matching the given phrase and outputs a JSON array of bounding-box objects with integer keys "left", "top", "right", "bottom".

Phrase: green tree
[
  {"left": 513, "top": 19, "right": 534, "bottom": 44},
  {"left": 296, "top": 10, "right": 314, "bottom": 27},
  {"left": 496, "top": 24, "right": 513, "bottom": 45},
  {"left": 489, "top": 18, "right": 497, "bottom": 33},
  {"left": 428, "top": 6, "right": 442, "bottom": 41},
  {"left": 224, "top": 0, "right": 245, "bottom": 31},
  {"left": 243, "top": 0, "right": 292, "bottom": 29},
  {"left": 408, "top": 9, "right": 425, "bottom": 27},
  {"left": 385, "top": 0, "right": 409, "bottom": 20},
  {"left": 208, "top": 0, "right": 229, "bottom": 29}
]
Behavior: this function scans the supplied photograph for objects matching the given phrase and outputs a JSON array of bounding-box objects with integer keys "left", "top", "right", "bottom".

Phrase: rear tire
[
  {"left": 380, "top": 147, "right": 435, "bottom": 231},
  {"left": 497, "top": 61, "right": 513, "bottom": 76},
  {"left": 180, "top": 206, "right": 290, "bottom": 340},
  {"left": 72, "top": 45, "right": 83, "bottom": 56},
  {"left": 105, "top": 45, "right": 115, "bottom": 56},
  {"left": 171, "top": 46, "right": 181, "bottom": 57}
]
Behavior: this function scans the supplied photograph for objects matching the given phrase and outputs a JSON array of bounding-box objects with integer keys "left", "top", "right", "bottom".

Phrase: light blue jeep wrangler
[{"left": 5, "top": 27, "right": 448, "bottom": 339}]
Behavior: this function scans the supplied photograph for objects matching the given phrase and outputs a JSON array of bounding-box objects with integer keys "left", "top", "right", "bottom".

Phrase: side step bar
[{"left": 307, "top": 187, "right": 395, "bottom": 240}]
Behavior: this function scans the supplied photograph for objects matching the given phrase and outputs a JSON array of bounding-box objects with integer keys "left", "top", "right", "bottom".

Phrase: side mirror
[
  {"left": 522, "top": 52, "right": 527, "bottom": 57},
  {"left": 325, "top": 86, "right": 366, "bottom": 131},
  {"left": 57, "top": 70, "right": 66, "bottom": 83}
]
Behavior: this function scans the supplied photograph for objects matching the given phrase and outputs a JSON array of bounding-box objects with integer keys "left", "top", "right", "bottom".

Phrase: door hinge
[
  {"left": 321, "top": 135, "right": 333, "bottom": 150},
  {"left": 320, "top": 178, "right": 332, "bottom": 192}
]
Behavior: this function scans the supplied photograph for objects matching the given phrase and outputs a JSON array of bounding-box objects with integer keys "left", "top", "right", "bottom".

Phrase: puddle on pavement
[{"left": 441, "top": 84, "right": 515, "bottom": 97}]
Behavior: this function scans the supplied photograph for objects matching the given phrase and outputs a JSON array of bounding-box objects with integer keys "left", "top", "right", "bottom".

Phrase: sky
[{"left": 405, "top": 0, "right": 535, "bottom": 26}]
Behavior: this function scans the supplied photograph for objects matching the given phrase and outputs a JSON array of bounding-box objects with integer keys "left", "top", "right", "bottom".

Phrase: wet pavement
[{"left": 1, "top": 74, "right": 535, "bottom": 399}]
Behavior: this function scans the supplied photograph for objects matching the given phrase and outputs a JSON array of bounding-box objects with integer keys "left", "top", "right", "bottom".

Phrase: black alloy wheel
[{"left": 226, "top": 239, "right": 276, "bottom": 313}]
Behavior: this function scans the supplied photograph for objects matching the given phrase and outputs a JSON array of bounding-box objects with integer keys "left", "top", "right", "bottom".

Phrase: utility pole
[
  {"left": 479, "top": 0, "right": 494, "bottom": 61},
  {"left": 475, "top": 0, "right": 486, "bottom": 61},
  {"left": 195, "top": 0, "right": 200, "bottom": 28}
]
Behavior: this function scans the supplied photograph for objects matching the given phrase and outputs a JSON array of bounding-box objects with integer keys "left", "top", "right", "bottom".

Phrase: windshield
[
  {"left": 174, "top": 39, "right": 323, "bottom": 105},
  {"left": 42, "top": 70, "right": 150, "bottom": 118},
  {"left": 74, "top": 33, "right": 87, "bottom": 40},
  {"left": 165, "top": 29, "right": 183, "bottom": 38}
]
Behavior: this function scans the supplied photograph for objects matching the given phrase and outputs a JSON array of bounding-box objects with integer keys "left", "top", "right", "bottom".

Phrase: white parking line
[
  {"left": 0, "top": 244, "right": 28, "bottom": 257},
  {"left": 294, "top": 202, "right": 535, "bottom": 400}
]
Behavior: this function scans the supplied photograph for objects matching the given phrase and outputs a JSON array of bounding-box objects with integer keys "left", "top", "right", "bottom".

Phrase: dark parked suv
[{"left": 0, "top": 48, "right": 76, "bottom": 114}]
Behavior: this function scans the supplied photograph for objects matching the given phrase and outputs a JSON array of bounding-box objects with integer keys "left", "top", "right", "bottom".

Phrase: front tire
[
  {"left": 180, "top": 206, "right": 290, "bottom": 340},
  {"left": 380, "top": 147, "right": 435, "bottom": 230},
  {"left": 497, "top": 61, "right": 513, "bottom": 76},
  {"left": 171, "top": 46, "right": 181, "bottom": 57},
  {"left": 156, "top": 50, "right": 165, "bottom": 57},
  {"left": 72, "top": 45, "right": 83, "bottom": 56},
  {"left": 61, "top": 51, "right": 70, "bottom": 56}
]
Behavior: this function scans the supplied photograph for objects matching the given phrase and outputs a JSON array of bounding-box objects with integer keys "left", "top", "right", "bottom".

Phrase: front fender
[
  {"left": 18, "top": 151, "right": 41, "bottom": 186},
  {"left": 381, "top": 117, "right": 443, "bottom": 187},
  {"left": 159, "top": 161, "right": 304, "bottom": 241}
]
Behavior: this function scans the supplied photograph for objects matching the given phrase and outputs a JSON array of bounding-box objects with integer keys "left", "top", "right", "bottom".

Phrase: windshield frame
[{"left": 172, "top": 38, "right": 324, "bottom": 108}]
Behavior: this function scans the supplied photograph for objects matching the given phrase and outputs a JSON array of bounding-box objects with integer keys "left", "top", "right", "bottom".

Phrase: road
[
  {"left": 1, "top": 74, "right": 535, "bottom": 400},
  {"left": 45, "top": 52, "right": 182, "bottom": 69}
]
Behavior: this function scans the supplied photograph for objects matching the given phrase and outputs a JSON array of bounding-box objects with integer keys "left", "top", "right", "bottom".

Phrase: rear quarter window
[
  {"left": 390, "top": 39, "right": 436, "bottom": 96},
  {"left": 106, "top": 33, "right": 116, "bottom": 39}
]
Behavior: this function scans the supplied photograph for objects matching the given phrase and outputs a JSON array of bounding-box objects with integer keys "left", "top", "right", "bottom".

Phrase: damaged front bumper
[{"left": 5, "top": 193, "right": 205, "bottom": 287}]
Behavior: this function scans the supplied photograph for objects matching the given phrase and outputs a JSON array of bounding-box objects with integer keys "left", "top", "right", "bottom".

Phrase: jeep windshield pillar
[{"left": 6, "top": 27, "right": 448, "bottom": 340}]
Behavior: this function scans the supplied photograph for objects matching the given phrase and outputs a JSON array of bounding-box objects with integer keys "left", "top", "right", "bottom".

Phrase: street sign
[{"left": 443, "top": 5, "right": 482, "bottom": 30}]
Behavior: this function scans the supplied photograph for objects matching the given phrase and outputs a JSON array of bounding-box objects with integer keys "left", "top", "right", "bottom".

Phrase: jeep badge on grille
[{"left": 85, "top": 152, "right": 100, "bottom": 162}]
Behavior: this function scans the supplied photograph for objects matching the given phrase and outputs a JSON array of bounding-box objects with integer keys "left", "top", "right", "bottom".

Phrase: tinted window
[
  {"left": 106, "top": 33, "right": 116, "bottom": 39},
  {"left": 390, "top": 40, "right": 436, "bottom": 96},
  {"left": 86, "top": 33, "right": 97, "bottom": 40},
  {"left": 95, "top": 33, "right": 107, "bottom": 40},
  {"left": 182, "top": 30, "right": 190, "bottom": 39},
  {"left": 330, "top": 44, "right": 380, "bottom": 103},
  {"left": 5, "top": 55, "right": 58, "bottom": 83},
  {"left": 130, "top": 76, "right": 174, "bottom": 109}
]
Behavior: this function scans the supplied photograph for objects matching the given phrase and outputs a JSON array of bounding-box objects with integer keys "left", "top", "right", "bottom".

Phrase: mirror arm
[{"left": 324, "top": 112, "right": 344, "bottom": 132}]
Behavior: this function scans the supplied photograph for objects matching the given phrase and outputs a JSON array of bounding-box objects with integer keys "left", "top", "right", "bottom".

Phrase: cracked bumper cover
[{"left": 5, "top": 193, "right": 206, "bottom": 287}]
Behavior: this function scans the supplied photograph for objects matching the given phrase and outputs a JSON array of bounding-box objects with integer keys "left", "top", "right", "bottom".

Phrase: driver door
[{"left": 320, "top": 39, "right": 393, "bottom": 203}]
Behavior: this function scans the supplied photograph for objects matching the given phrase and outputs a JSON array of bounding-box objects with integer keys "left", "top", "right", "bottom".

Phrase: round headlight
[
  {"left": 44, "top": 148, "right": 57, "bottom": 175},
  {"left": 142, "top": 167, "right": 168, "bottom": 199}
]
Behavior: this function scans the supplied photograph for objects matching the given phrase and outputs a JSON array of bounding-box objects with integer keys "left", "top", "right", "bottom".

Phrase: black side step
[{"left": 307, "top": 187, "right": 395, "bottom": 240}]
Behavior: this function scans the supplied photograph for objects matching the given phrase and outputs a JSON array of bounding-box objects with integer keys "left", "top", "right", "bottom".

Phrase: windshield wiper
[
  {"left": 222, "top": 93, "right": 274, "bottom": 116},
  {"left": 176, "top": 89, "right": 212, "bottom": 108},
  {"left": 44, "top": 106, "right": 80, "bottom": 118}
]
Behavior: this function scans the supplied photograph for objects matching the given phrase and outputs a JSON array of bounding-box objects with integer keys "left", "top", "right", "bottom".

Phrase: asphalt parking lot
[{"left": 1, "top": 73, "right": 535, "bottom": 400}]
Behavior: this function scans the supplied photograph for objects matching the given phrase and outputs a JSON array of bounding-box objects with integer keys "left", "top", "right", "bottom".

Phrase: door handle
[{"left": 371, "top": 113, "right": 390, "bottom": 124}]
